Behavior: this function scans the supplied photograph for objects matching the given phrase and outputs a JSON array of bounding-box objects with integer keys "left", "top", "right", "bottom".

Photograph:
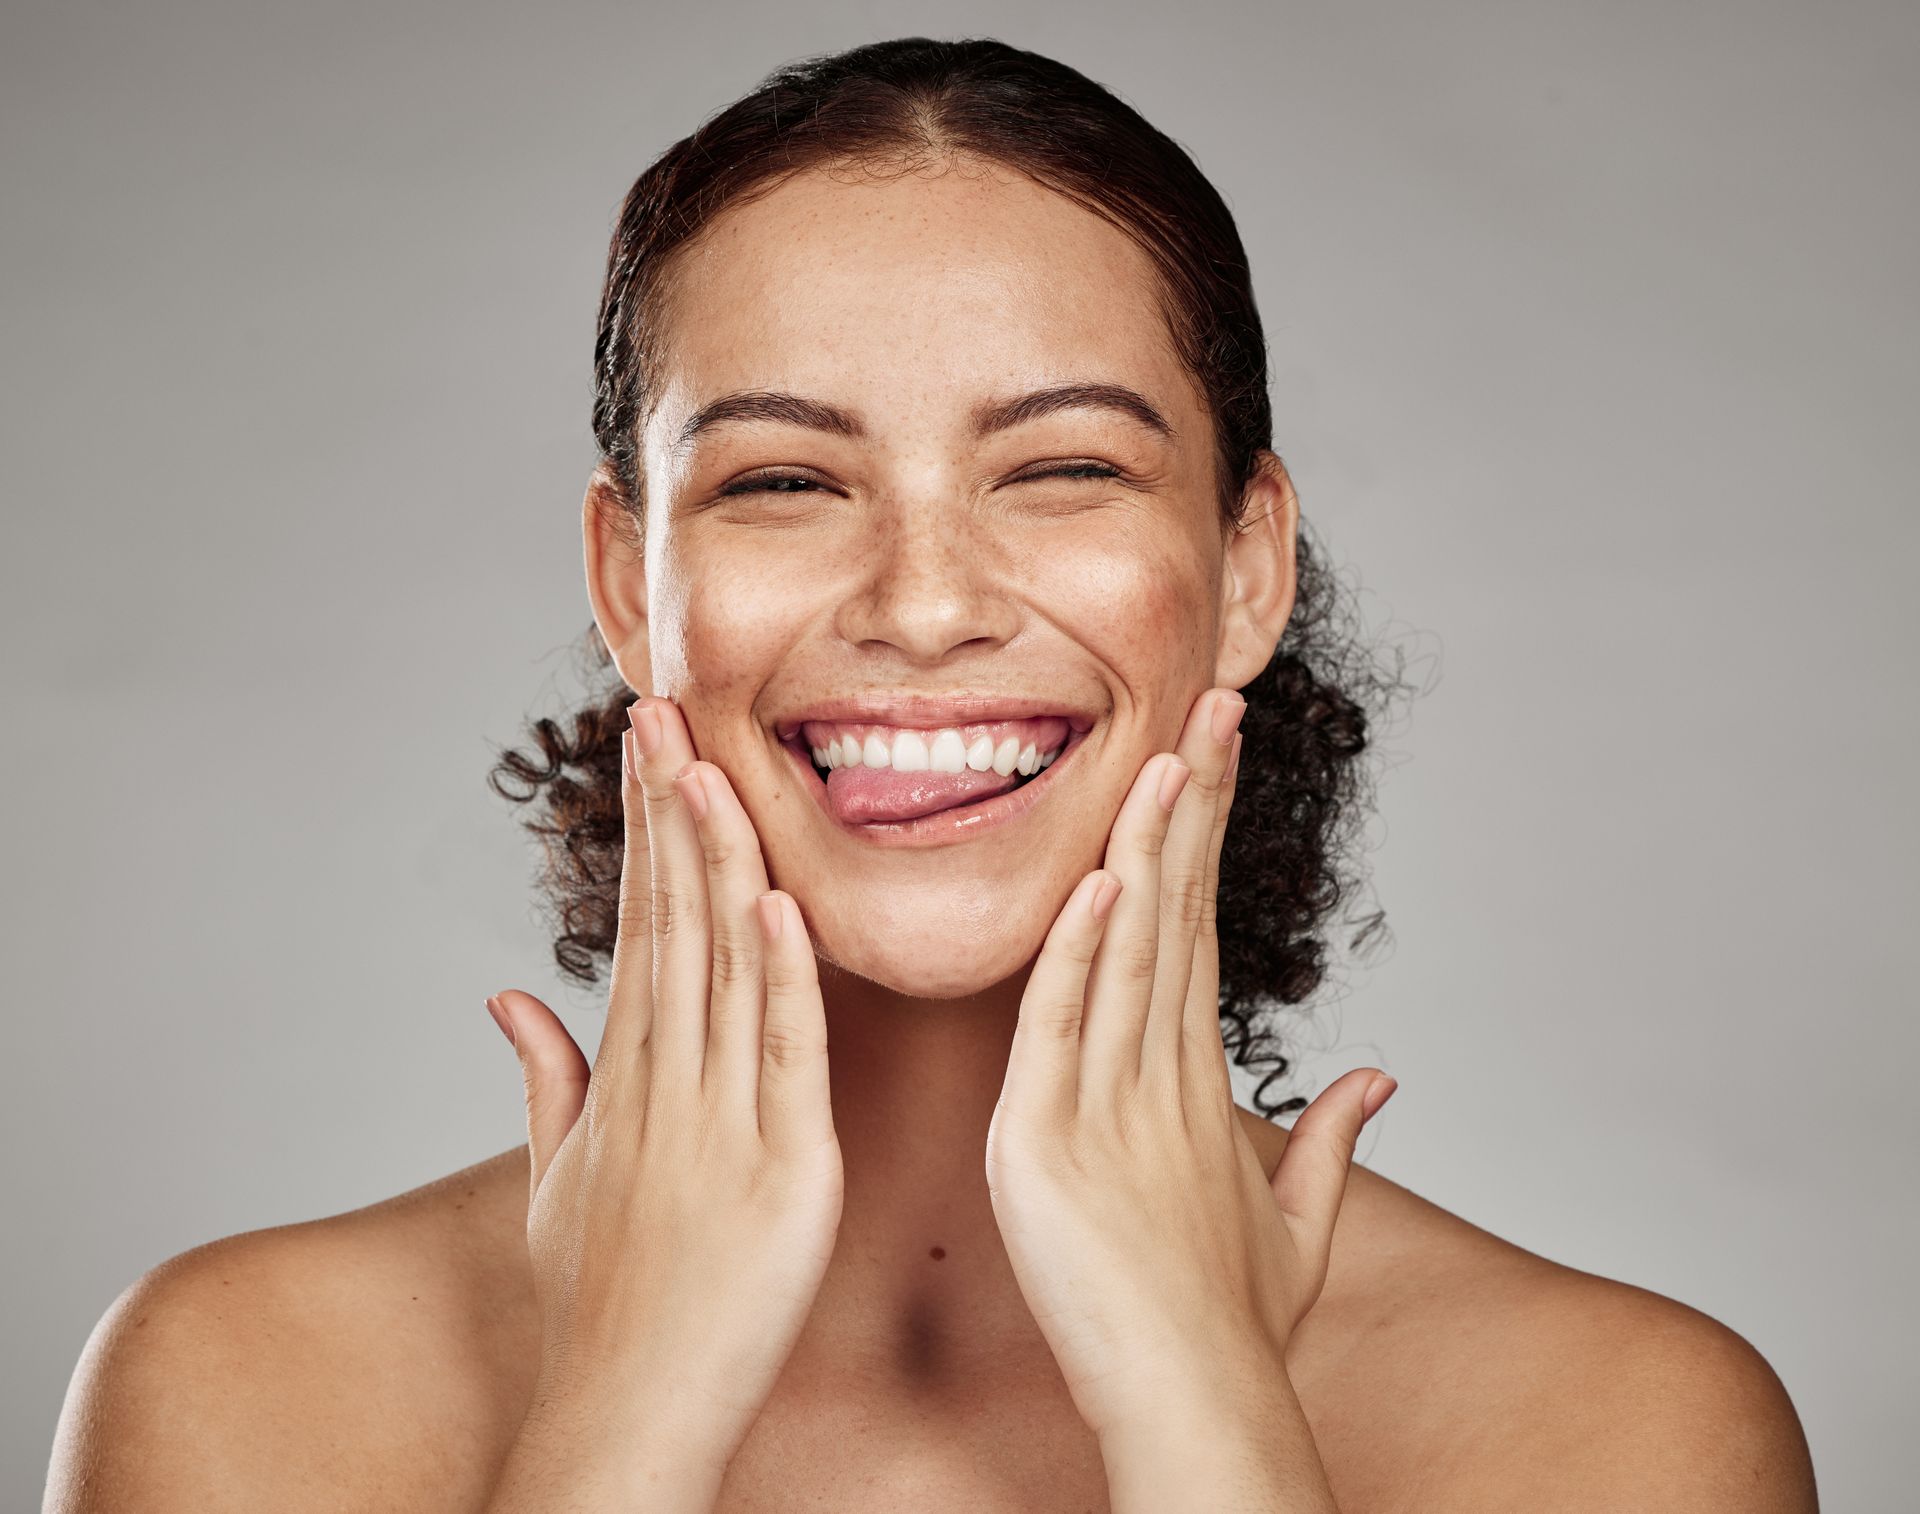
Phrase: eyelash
[{"left": 717, "top": 462, "right": 1124, "bottom": 497}]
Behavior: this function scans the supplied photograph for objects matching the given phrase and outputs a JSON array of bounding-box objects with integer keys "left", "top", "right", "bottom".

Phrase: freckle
[{"left": 928, "top": 1246, "right": 946, "bottom": 1261}]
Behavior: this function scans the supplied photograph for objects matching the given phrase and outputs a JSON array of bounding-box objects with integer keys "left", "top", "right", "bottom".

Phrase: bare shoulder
[
  {"left": 45, "top": 1147, "right": 536, "bottom": 1514},
  {"left": 1248, "top": 1110, "right": 1819, "bottom": 1514}
]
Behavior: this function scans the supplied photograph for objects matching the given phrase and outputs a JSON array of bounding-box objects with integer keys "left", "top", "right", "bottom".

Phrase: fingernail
[
  {"left": 674, "top": 763, "right": 710, "bottom": 820},
  {"left": 1156, "top": 757, "right": 1191, "bottom": 812},
  {"left": 1210, "top": 691, "right": 1247, "bottom": 746},
  {"left": 485, "top": 995, "right": 516, "bottom": 1048},
  {"left": 1091, "top": 872, "right": 1123, "bottom": 922},
  {"left": 621, "top": 727, "right": 638, "bottom": 782},
  {"left": 1225, "top": 731, "right": 1243, "bottom": 783},
  {"left": 631, "top": 699, "right": 664, "bottom": 758},
  {"left": 1361, "top": 1074, "right": 1398, "bottom": 1122},
  {"left": 756, "top": 893, "right": 784, "bottom": 942}
]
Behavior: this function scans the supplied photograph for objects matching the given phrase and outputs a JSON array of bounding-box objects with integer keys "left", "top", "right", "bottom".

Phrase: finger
[
  {"left": 489, "top": 990, "right": 589, "bottom": 1197},
  {"left": 592, "top": 708, "right": 657, "bottom": 1092},
  {"left": 754, "top": 889, "right": 835, "bottom": 1154},
  {"left": 1003, "top": 870, "right": 1124, "bottom": 1123},
  {"left": 1141, "top": 689, "right": 1246, "bottom": 1092},
  {"left": 1181, "top": 726, "right": 1243, "bottom": 1112},
  {"left": 1270, "top": 1067, "right": 1395, "bottom": 1245},
  {"left": 673, "top": 759, "right": 775, "bottom": 1109},
  {"left": 633, "top": 696, "right": 713, "bottom": 1091},
  {"left": 1077, "top": 751, "right": 1189, "bottom": 1105}
]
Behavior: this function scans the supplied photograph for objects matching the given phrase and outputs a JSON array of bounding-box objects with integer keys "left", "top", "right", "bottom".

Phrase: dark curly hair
[{"left": 488, "top": 36, "right": 1427, "bottom": 1117}]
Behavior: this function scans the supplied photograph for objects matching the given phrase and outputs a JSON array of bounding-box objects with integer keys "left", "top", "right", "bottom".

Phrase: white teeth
[
  {"left": 809, "top": 726, "right": 1066, "bottom": 776},
  {"left": 929, "top": 729, "right": 968, "bottom": 774},
  {"left": 892, "top": 730, "right": 929, "bottom": 771}
]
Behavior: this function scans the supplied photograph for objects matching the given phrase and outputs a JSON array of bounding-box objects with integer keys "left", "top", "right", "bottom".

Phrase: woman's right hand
[{"left": 482, "top": 695, "right": 844, "bottom": 1512}]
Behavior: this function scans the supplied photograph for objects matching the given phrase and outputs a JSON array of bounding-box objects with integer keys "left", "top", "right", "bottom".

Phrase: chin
[{"left": 803, "top": 889, "right": 1048, "bottom": 1001}]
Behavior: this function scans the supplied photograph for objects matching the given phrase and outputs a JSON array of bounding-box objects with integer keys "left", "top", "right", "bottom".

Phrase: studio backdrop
[{"left": 3, "top": 2, "right": 1913, "bottom": 1509}]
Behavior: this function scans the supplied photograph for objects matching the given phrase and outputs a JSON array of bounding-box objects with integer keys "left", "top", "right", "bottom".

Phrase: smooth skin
[
  {"left": 486, "top": 681, "right": 1386, "bottom": 1512},
  {"left": 46, "top": 155, "right": 1818, "bottom": 1512}
]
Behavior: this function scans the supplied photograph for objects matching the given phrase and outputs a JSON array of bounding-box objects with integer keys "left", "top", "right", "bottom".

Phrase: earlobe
[
  {"left": 1213, "top": 450, "right": 1300, "bottom": 688},
  {"left": 581, "top": 459, "right": 652, "bottom": 693}
]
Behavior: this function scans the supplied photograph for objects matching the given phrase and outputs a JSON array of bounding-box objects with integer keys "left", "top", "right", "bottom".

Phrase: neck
[
  {"left": 798, "top": 958, "right": 1048, "bottom": 1385},
  {"left": 787, "top": 961, "right": 1285, "bottom": 1397}
]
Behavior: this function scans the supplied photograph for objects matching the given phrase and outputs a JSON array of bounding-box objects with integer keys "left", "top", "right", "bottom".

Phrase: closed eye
[
  {"left": 1024, "top": 462, "right": 1123, "bottom": 483},
  {"left": 718, "top": 462, "right": 1124, "bottom": 497}
]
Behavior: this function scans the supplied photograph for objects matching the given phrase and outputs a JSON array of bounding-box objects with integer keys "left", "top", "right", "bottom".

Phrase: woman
[{"left": 47, "top": 37, "right": 1816, "bottom": 1512}]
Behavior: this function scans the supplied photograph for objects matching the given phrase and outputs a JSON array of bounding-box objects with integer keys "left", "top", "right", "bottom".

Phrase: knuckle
[
  {"left": 651, "top": 880, "right": 697, "bottom": 942},
  {"left": 761, "top": 1021, "right": 822, "bottom": 1072},
  {"left": 615, "top": 877, "right": 652, "bottom": 937},
  {"left": 1132, "top": 823, "right": 1169, "bottom": 860},
  {"left": 699, "top": 828, "right": 736, "bottom": 870},
  {"left": 1115, "top": 931, "right": 1161, "bottom": 983},
  {"left": 639, "top": 772, "right": 683, "bottom": 809},
  {"left": 710, "top": 930, "right": 759, "bottom": 993},
  {"left": 1164, "top": 867, "right": 1208, "bottom": 926},
  {"left": 1033, "top": 997, "right": 1084, "bottom": 1040}
]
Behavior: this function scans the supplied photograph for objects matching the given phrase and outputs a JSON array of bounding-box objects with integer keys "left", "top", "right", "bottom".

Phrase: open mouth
[{"left": 777, "top": 721, "right": 1089, "bottom": 844}]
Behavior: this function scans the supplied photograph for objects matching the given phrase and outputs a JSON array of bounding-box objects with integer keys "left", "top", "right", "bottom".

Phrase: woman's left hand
[{"left": 984, "top": 685, "right": 1398, "bottom": 1453}]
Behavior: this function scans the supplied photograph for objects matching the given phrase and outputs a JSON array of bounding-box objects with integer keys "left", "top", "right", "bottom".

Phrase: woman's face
[{"left": 590, "top": 155, "right": 1295, "bottom": 998}]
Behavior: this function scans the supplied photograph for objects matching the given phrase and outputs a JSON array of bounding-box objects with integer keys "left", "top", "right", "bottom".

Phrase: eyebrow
[{"left": 670, "top": 381, "right": 1175, "bottom": 456}]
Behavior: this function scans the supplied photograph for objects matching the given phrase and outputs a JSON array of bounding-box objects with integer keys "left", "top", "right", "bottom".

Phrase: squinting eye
[
  {"left": 718, "top": 462, "right": 1123, "bottom": 497},
  {"left": 719, "top": 473, "right": 823, "bottom": 497},
  {"left": 1027, "top": 463, "right": 1122, "bottom": 482}
]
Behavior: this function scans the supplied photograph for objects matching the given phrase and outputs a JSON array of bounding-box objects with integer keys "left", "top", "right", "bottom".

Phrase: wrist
[
  {"left": 486, "top": 1366, "right": 735, "bottom": 1513},
  {"left": 1088, "top": 1337, "right": 1290, "bottom": 1445},
  {"left": 1097, "top": 1371, "right": 1335, "bottom": 1514}
]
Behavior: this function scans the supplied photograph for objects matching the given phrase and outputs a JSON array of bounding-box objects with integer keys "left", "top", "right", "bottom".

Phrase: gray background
[{"left": 4, "top": 0, "right": 1913, "bottom": 1506}]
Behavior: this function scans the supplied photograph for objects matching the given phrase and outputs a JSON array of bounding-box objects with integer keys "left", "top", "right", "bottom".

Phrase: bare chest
[{"left": 710, "top": 1377, "right": 1113, "bottom": 1514}]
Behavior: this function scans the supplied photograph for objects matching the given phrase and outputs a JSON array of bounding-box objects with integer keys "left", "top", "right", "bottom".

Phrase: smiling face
[{"left": 586, "top": 154, "right": 1298, "bottom": 999}]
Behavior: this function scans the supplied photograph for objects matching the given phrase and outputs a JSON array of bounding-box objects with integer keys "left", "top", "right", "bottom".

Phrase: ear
[
  {"left": 1214, "top": 449, "right": 1300, "bottom": 689},
  {"left": 582, "top": 459, "right": 653, "bottom": 696}
]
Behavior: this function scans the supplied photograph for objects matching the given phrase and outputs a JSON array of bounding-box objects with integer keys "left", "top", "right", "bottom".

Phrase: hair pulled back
[{"left": 490, "top": 36, "right": 1422, "bottom": 1117}]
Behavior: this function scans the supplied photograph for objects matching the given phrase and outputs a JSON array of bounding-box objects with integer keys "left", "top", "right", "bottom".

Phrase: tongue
[{"left": 825, "top": 764, "right": 1023, "bottom": 825}]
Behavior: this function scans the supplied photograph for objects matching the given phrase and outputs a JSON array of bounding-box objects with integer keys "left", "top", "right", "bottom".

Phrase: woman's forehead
[{"left": 651, "top": 162, "right": 1190, "bottom": 410}]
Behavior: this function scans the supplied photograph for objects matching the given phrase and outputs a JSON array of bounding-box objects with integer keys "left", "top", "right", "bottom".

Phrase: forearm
[{"left": 1099, "top": 1375, "right": 1340, "bottom": 1514}]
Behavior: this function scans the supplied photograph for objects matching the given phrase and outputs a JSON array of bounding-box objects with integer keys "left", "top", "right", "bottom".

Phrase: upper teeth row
[{"left": 811, "top": 729, "right": 1061, "bottom": 777}]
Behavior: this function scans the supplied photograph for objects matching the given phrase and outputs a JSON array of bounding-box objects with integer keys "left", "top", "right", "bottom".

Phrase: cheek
[
  {"left": 1050, "top": 525, "right": 1216, "bottom": 717},
  {"left": 652, "top": 541, "right": 813, "bottom": 733}
]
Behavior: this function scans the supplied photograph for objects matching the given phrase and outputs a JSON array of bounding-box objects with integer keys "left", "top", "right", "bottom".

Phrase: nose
[{"left": 834, "top": 495, "right": 1022, "bottom": 662}]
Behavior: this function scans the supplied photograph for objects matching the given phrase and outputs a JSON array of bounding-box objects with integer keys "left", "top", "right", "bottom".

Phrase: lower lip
[{"left": 779, "top": 729, "right": 1089, "bottom": 848}]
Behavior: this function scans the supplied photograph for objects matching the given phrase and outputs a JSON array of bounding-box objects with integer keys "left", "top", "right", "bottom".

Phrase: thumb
[
  {"left": 486, "top": 990, "right": 589, "bottom": 1191},
  {"left": 1270, "top": 1067, "right": 1398, "bottom": 1242}
]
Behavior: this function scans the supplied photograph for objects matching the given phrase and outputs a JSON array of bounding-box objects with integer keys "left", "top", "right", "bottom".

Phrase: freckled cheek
[
  {"left": 659, "top": 545, "right": 821, "bottom": 754},
  {"left": 1057, "top": 544, "right": 1215, "bottom": 723}
]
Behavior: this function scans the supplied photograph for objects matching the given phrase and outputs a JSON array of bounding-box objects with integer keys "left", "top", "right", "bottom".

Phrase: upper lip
[{"left": 772, "top": 693, "right": 1099, "bottom": 741}]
